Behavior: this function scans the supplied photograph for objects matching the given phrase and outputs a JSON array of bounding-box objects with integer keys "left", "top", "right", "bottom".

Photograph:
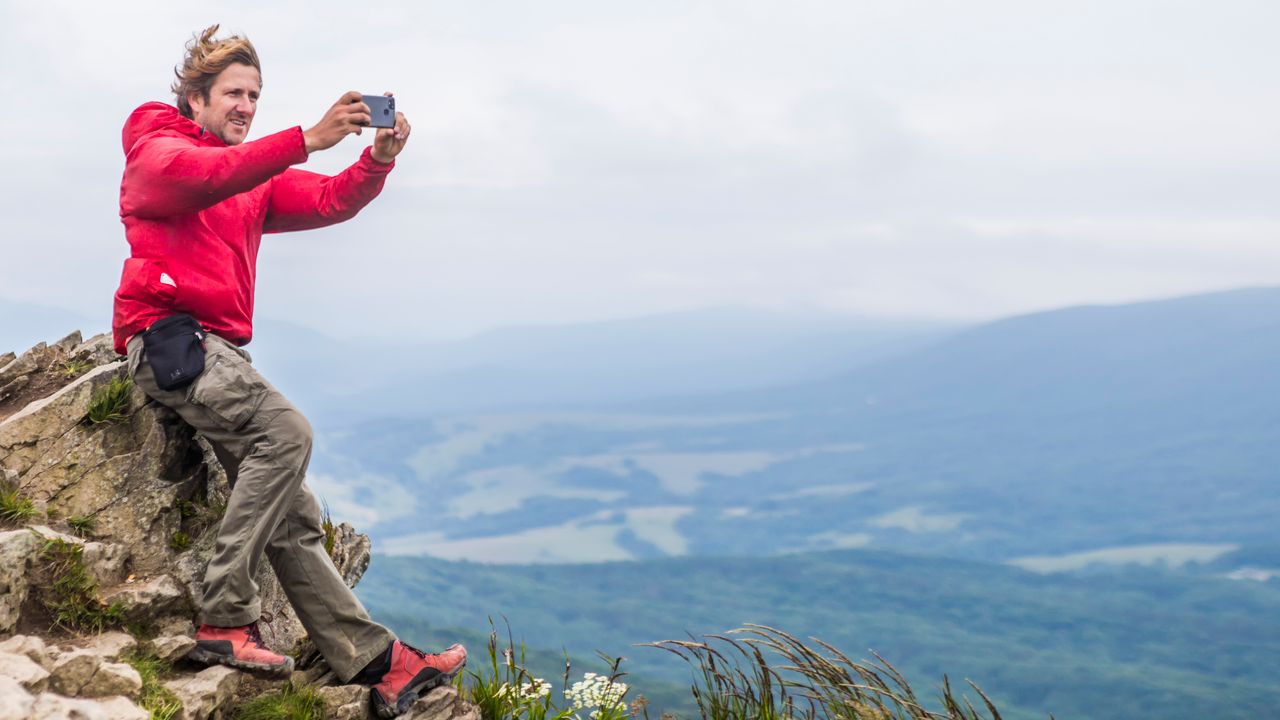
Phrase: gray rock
[
  {"left": 1, "top": 362, "right": 200, "bottom": 578},
  {"left": 48, "top": 648, "right": 101, "bottom": 696},
  {"left": 0, "top": 345, "right": 38, "bottom": 392},
  {"left": 80, "top": 660, "right": 143, "bottom": 699},
  {"left": 151, "top": 634, "right": 197, "bottom": 663},
  {"left": 0, "top": 650, "right": 49, "bottom": 692},
  {"left": 101, "top": 573, "right": 187, "bottom": 620},
  {"left": 24, "top": 524, "right": 76, "bottom": 542},
  {"left": 404, "top": 685, "right": 463, "bottom": 720},
  {"left": 83, "top": 631, "right": 137, "bottom": 661},
  {"left": 0, "top": 635, "right": 53, "bottom": 670},
  {"left": 314, "top": 685, "right": 478, "bottom": 720},
  {"left": 0, "top": 674, "right": 34, "bottom": 720},
  {"left": 0, "top": 374, "right": 29, "bottom": 404},
  {"left": 70, "top": 334, "right": 119, "bottom": 370},
  {"left": 317, "top": 684, "right": 371, "bottom": 720},
  {"left": 52, "top": 331, "right": 83, "bottom": 354},
  {"left": 158, "top": 616, "right": 196, "bottom": 637},
  {"left": 0, "top": 530, "right": 41, "bottom": 634},
  {"left": 452, "top": 707, "right": 481, "bottom": 720},
  {"left": 30, "top": 692, "right": 147, "bottom": 720},
  {"left": 0, "top": 331, "right": 390, "bottom": 716},
  {"left": 96, "top": 695, "right": 151, "bottom": 720},
  {"left": 81, "top": 541, "right": 130, "bottom": 587},
  {"left": 163, "top": 665, "right": 241, "bottom": 720},
  {"left": 329, "top": 521, "right": 373, "bottom": 588},
  {"left": 0, "top": 361, "right": 122, "bottom": 444}
]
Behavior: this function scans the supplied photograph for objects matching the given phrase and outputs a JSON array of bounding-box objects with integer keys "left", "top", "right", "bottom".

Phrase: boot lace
[
  {"left": 246, "top": 611, "right": 275, "bottom": 650},
  {"left": 400, "top": 641, "right": 430, "bottom": 661}
]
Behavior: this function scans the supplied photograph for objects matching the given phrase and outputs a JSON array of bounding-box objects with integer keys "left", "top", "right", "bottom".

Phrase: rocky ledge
[{"left": 0, "top": 331, "right": 477, "bottom": 720}]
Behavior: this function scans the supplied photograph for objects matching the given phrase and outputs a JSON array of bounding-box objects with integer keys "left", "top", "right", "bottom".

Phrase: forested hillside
[{"left": 359, "top": 549, "right": 1280, "bottom": 720}]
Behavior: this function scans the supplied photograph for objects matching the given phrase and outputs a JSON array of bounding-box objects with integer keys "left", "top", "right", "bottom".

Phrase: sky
[{"left": 1, "top": 0, "right": 1277, "bottom": 341}]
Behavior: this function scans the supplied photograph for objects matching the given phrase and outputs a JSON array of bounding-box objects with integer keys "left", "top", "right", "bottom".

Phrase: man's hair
[{"left": 171, "top": 24, "right": 261, "bottom": 119}]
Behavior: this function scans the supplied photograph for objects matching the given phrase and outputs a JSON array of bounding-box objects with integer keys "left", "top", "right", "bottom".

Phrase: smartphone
[{"left": 362, "top": 94, "right": 396, "bottom": 129}]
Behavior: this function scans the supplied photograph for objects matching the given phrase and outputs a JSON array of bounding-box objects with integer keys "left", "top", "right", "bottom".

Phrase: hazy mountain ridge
[
  {"left": 248, "top": 306, "right": 957, "bottom": 420},
  {"left": 310, "top": 286, "right": 1280, "bottom": 567}
]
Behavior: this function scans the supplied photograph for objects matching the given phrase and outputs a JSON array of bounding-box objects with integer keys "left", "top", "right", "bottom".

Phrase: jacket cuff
[
  {"left": 285, "top": 126, "right": 309, "bottom": 163},
  {"left": 360, "top": 146, "right": 396, "bottom": 172}
]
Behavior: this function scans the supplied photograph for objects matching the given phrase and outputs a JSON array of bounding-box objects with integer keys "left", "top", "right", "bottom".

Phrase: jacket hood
[{"left": 121, "top": 102, "right": 209, "bottom": 154}]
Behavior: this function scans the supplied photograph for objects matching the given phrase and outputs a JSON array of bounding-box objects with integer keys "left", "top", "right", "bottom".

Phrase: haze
[{"left": 1, "top": 0, "right": 1276, "bottom": 341}]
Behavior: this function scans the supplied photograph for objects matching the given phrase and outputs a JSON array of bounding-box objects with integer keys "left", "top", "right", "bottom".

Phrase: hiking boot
[
  {"left": 369, "top": 641, "right": 467, "bottom": 718},
  {"left": 187, "top": 622, "right": 295, "bottom": 677}
]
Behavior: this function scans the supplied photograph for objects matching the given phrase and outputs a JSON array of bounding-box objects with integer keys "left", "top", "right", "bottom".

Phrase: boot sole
[
  {"left": 370, "top": 662, "right": 465, "bottom": 719},
  {"left": 187, "top": 646, "right": 295, "bottom": 678}
]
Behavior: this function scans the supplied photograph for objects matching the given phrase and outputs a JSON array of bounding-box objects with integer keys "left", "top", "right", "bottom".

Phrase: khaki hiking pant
[{"left": 128, "top": 333, "right": 395, "bottom": 681}]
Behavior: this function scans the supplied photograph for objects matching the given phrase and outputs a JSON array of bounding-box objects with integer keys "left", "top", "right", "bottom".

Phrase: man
[{"left": 112, "top": 25, "right": 464, "bottom": 719}]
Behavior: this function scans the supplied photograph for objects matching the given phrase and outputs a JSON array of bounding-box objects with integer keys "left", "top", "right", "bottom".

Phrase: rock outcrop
[{"left": 0, "top": 331, "right": 476, "bottom": 720}]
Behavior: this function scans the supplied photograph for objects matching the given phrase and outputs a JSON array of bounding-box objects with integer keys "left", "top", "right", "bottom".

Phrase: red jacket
[{"left": 112, "top": 102, "right": 394, "bottom": 355}]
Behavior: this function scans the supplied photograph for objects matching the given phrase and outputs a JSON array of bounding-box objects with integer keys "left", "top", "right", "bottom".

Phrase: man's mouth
[{"left": 229, "top": 117, "right": 248, "bottom": 129}]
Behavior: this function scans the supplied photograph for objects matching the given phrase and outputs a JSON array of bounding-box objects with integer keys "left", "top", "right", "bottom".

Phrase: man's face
[{"left": 188, "top": 63, "right": 261, "bottom": 145}]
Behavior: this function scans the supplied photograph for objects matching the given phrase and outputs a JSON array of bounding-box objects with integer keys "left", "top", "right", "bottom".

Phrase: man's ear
[{"left": 187, "top": 91, "right": 206, "bottom": 117}]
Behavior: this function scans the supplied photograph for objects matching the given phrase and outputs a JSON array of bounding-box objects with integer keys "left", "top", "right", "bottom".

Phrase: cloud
[{"left": 2, "top": 0, "right": 1278, "bottom": 340}]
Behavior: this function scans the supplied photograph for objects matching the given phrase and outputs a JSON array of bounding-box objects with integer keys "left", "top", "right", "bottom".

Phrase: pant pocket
[{"left": 188, "top": 347, "right": 266, "bottom": 431}]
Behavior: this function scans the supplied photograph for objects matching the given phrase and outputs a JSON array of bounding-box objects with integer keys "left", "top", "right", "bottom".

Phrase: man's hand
[
  {"left": 303, "top": 91, "right": 371, "bottom": 154},
  {"left": 370, "top": 92, "right": 411, "bottom": 165}
]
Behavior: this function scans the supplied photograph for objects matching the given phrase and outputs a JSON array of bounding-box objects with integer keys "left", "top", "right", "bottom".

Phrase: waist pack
[{"left": 142, "top": 314, "right": 207, "bottom": 391}]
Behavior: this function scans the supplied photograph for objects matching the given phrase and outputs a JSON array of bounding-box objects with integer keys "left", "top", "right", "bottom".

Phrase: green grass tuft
[
  {"left": 61, "top": 358, "right": 96, "bottom": 378},
  {"left": 232, "top": 683, "right": 326, "bottom": 720},
  {"left": 86, "top": 376, "right": 134, "bottom": 424},
  {"left": 126, "top": 619, "right": 160, "bottom": 642},
  {"left": 123, "top": 648, "right": 183, "bottom": 720},
  {"left": 67, "top": 514, "right": 96, "bottom": 537},
  {"left": 33, "top": 535, "right": 126, "bottom": 634},
  {"left": 173, "top": 491, "right": 226, "bottom": 542},
  {"left": 0, "top": 481, "right": 39, "bottom": 527}
]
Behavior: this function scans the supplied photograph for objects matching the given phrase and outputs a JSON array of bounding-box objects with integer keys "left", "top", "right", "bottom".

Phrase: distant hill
[
  {"left": 249, "top": 307, "right": 956, "bottom": 420},
  {"left": 799, "top": 285, "right": 1275, "bottom": 418},
  {"left": 1, "top": 299, "right": 954, "bottom": 420},
  {"left": 313, "top": 286, "right": 1280, "bottom": 565},
  {"left": 357, "top": 548, "right": 1280, "bottom": 720}
]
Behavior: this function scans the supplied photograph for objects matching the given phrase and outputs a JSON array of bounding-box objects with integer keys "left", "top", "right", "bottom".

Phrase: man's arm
[
  {"left": 121, "top": 129, "right": 307, "bottom": 218},
  {"left": 265, "top": 94, "right": 412, "bottom": 233},
  {"left": 122, "top": 91, "right": 376, "bottom": 220},
  {"left": 262, "top": 149, "right": 393, "bottom": 233}
]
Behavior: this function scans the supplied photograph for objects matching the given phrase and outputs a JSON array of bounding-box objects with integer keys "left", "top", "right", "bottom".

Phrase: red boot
[
  {"left": 370, "top": 641, "right": 467, "bottom": 718},
  {"left": 187, "top": 623, "right": 295, "bottom": 677}
]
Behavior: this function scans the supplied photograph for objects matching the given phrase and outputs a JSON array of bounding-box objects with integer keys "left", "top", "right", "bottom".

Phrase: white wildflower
[
  {"left": 520, "top": 677, "right": 552, "bottom": 699},
  {"left": 565, "top": 672, "right": 628, "bottom": 719}
]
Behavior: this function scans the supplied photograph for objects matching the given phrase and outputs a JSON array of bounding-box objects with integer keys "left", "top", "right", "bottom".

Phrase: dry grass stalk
[{"left": 645, "top": 624, "right": 1043, "bottom": 720}]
